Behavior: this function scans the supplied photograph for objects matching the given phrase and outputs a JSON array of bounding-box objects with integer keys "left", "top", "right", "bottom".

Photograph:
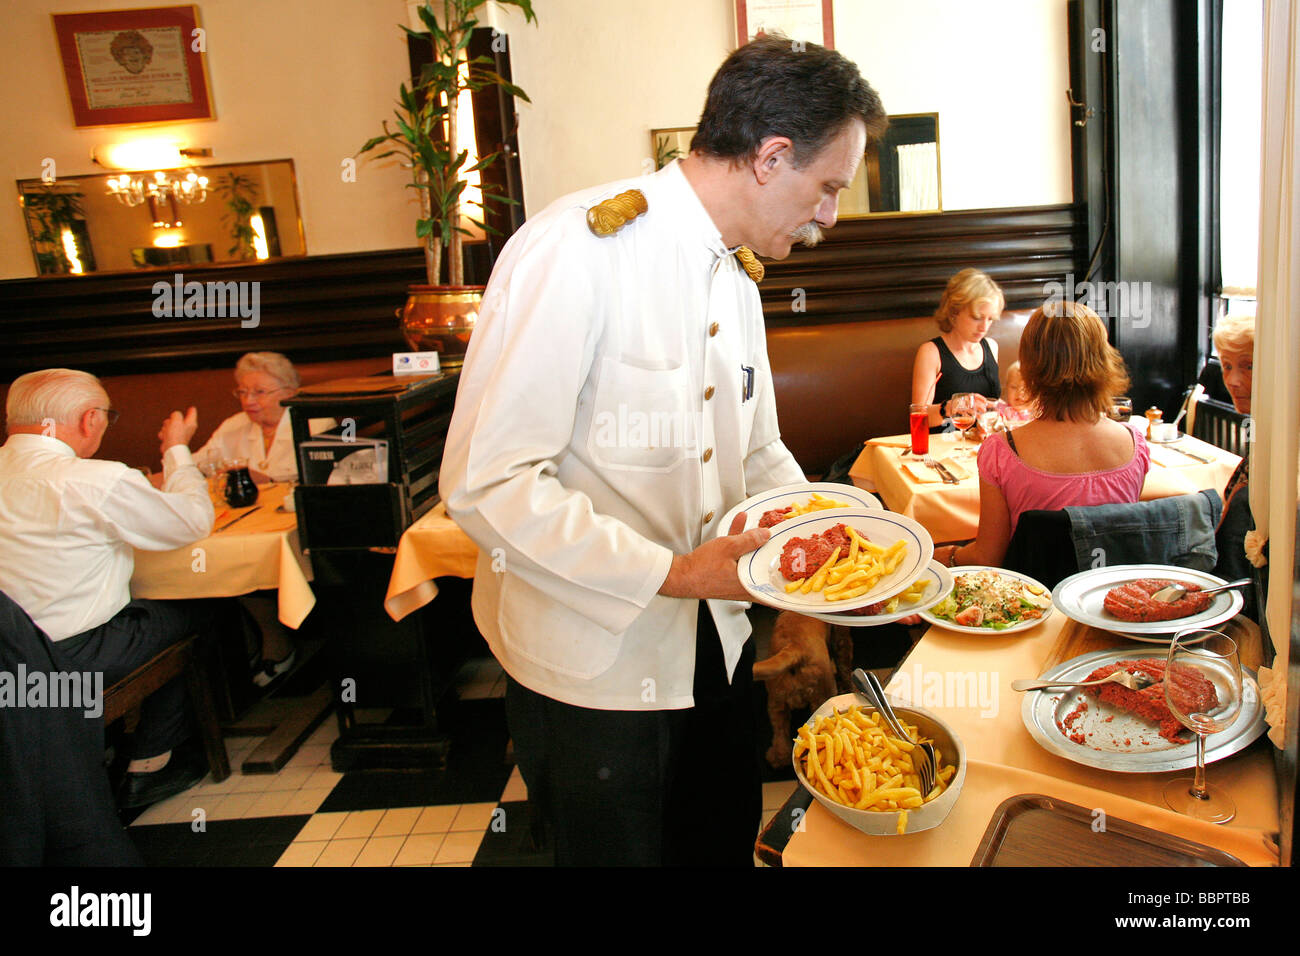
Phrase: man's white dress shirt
[
  {"left": 439, "top": 161, "right": 805, "bottom": 711},
  {"left": 194, "top": 411, "right": 333, "bottom": 483},
  {"left": 0, "top": 434, "right": 213, "bottom": 641}
]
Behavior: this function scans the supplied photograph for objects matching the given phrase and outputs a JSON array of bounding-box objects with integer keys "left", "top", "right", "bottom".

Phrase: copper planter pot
[{"left": 398, "top": 284, "right": 483, "bottom": 371}]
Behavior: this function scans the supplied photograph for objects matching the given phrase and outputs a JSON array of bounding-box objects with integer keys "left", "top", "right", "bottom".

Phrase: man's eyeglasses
[
  {"left": 95, "top": 407, "right": 120, "bottom": 426},
  {"left": 232, "top": 387, "right": 289, "bottom": 400}
]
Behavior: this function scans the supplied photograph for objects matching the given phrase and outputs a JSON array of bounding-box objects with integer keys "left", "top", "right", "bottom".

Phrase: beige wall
[{"left": 1, "top": 0, "right": 1070, "bottom": 280}]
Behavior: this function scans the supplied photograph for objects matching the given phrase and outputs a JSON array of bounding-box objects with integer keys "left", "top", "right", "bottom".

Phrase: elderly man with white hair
[{"left": 0, "top": 368, "right": 215, "bottom": 809}]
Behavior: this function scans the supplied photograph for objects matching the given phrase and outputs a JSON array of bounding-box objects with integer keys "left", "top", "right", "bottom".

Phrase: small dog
[{"left": 753, "top": 612, "right": 853, "bottom": 768}]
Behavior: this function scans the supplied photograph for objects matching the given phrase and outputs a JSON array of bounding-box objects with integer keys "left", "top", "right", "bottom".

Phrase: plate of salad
[{"left": 918, "top": 566, "right": 1053, "bottom": 634}]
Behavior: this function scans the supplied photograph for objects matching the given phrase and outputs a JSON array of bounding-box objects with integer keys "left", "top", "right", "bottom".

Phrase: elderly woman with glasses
[
  {"left": 194, "top": 352, "right": 331, "bottom": 483},
  {"left": 193, "top": 352, "right": 333, "bottom": 685}
]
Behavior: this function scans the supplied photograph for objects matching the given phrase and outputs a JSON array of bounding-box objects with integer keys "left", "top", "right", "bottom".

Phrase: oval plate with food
[
  {"left": 717, "top": 481, "right": 880, "bottom": 537},
  {"left": 1020, "top": 646, "right": 1265, "bottom": 772},
  {"left": 1051, "top": 564, "right": 1243, "bottom": 641},
  {"left": 805, "top": 560, "right": 954, "bottom": 627},
  {"left": 739, "top": 509, "right": 932, "bottom": 613},
  {"left": 917, "top": 566, "right": 1053, "bottom": 634}
]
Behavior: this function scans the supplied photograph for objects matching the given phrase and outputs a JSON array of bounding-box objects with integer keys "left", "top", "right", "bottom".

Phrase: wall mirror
[
  {"left": 650, "top": 113, "right": 940, "bottom": 217},
  {"left": 17, "top": 158, "right": 306, "bottom": 276},
  {"left": 841, "top": 113, "right": 941, "bottom": 217}
]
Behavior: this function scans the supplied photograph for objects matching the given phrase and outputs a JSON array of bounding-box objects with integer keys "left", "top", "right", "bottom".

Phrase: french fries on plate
[{"left": 784, "top": 527, "right": 910, "bottom": 602}]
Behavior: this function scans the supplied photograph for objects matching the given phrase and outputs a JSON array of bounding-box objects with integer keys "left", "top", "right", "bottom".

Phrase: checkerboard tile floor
[{"left": 123, "top": 658, "right": 799, "bottom": 867}]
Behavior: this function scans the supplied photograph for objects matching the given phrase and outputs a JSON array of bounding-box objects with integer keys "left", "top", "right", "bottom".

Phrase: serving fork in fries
[{"left": 793, "top": 705, "right": 956, "bottom": 834}]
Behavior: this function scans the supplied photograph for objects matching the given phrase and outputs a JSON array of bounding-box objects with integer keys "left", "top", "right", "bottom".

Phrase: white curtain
[
  {"left": 897, "top": 142, "right": 939, "bottom": 212},
  {"left": 1251, "top": 0, "right": 1299, "bottom": 750}
]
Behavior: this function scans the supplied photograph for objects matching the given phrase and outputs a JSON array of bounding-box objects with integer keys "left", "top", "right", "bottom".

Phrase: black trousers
[
  {"left": 505, "top": 602, "right": 760, "bottom": 866},
  {"left": 0, "top": 593, "right": 141, "bottom": 866},
  {"left": 55, "top": 598, "right": 215, "bottom": 759}
]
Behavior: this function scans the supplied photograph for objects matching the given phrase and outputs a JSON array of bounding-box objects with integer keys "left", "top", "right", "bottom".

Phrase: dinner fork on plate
[
  {"left": 851, "top": 668, "right": 937, "bottom": 796},
  {"left": 1011, "top": 670, "right": 1155, "bottom": 692}
]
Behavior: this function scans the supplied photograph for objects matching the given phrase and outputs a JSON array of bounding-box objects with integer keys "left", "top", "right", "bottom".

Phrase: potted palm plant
[{"left": 360, "top": 0, "right": 537, "bottom": 368}]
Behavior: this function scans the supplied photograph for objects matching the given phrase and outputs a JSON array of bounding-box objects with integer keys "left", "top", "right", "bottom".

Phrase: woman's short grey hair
[
  {"left": 1212, "top": 314, "right": 1254, "bottom": 356},
  {"left": 235, "top": 352, "right": 300, "bottom": 390},
  {"left": 5, "top": 368, "right": 107, "bottom": 427}
]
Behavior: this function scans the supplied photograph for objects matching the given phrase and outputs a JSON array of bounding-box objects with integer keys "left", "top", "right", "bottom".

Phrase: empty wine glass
[
  {"left": 949, "top": 393, "right": 978, "bottom": 457},
  {"left": 1162, "top": 627, "right": 1243, "bottom": 824},
  {"left": 977, "top": 407, "right": 1002, "bottom": 441}
]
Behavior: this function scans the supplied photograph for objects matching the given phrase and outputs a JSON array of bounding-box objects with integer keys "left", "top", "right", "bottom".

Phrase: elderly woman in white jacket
[
  {"left": 194, "top": 352, "right": 333, "bottom": 685},
  {"left": 194, "top": 351, "right": 331, "bottom": 483}
]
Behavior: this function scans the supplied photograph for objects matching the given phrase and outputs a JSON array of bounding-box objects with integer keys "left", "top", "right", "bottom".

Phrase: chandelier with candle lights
[{"left": 105, "top": 169, "right": 210, "bottom": 208}]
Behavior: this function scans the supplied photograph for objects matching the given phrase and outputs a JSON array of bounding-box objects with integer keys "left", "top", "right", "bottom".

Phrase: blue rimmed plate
[{"left": 739, "top": 509, "right": 933, "bottom": 613}]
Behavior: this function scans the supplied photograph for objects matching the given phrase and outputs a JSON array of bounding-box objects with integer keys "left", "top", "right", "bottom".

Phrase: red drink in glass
[{"left": 909, "top": 407, "right": 929, "bottom": 455}]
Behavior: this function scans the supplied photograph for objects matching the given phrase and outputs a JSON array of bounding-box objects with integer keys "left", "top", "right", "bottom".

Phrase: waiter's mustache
[{"left": 791, "top": 222, "right": 823, "bottom": 247}]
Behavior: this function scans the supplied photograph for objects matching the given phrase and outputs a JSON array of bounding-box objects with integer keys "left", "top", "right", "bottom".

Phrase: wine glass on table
[
  {"left": 949, "top": 393, "right": 978, "bottom": 457},
  {"left": 977, "top": 407, "right": 1002, "bottom": 442},
  {"left": 1162, "top": 628, "right": 1243, "bottom": 824}
]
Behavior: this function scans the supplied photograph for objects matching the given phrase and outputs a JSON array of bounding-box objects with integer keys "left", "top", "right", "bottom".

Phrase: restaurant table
[
  {"left": 848, "top": 429, "right": 1241, "bottom": 543},
  {"left": 130, "top": 482, "right": 329, "bottom": 771},
  {"left": 130, "top": 483, "right": 315, "bottom": 628},
  {"left": 384, "top": 502, "right": 479, "bottom": 621},
  {"left": 776, "top": 611, "right": 1279, "bottom": 866}
]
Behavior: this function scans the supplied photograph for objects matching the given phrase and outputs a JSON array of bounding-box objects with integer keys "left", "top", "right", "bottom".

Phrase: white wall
[
  {"left": 0, "top": 0, "right": 416, "bottom": 280},
  {"left": 0, "top": 0, "right": 1071, "bottom": 280}
]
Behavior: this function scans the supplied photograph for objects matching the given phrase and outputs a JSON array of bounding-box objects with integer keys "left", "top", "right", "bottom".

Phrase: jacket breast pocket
[{"left": 585, "top": 357, "right": 695, "bottom": 472}]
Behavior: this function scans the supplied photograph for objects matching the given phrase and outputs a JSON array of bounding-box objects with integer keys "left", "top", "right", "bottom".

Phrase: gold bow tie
[
  {"left": 586, "top": 189, "right": 648, "bottom": 236},
  {"left": 734, "top": 246, "right": 764, "bottom": 283}
]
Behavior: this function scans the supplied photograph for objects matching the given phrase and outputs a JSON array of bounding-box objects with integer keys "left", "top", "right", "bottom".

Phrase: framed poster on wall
[
  {"left": 736, "top": 0, "right": 834, "bottom": 49},
  {"left": 52, "top": 5, "right": 214, "bottom": 128}
]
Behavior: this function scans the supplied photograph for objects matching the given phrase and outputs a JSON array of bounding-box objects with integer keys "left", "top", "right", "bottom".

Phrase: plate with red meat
[
  {"left": 737, "top": 509, "right": 933, "bottom": 613},
  {"left": 716, "top": 481, "right": 881, "bottom": 537},
  {"left": 1051, "top": 564, "right": 1244, "bottom": 641},
  {"left": 1020, "top": 646, "right": 1265, "bottom": 772}
]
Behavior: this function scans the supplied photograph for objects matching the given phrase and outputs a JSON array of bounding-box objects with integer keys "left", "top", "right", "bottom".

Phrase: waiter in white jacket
[{"left": 440, "top": 36, "right": 886, "bottom": 865}]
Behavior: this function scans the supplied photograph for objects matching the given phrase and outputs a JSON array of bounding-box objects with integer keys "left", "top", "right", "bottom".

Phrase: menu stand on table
[{"left": 284, "top": 371, "right": 468, "bottom": 771}]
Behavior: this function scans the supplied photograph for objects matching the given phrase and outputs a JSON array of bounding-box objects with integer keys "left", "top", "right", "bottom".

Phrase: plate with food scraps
[
  {"left": 917, "top": 566, "right": 1053, "bottom": 634},
  {"left": 1052, "top": 564, "right": 1243, "bottom": 641},
  {"left": 805, "top": 560, "right": 954, "bottom": 626},
  {"left": 1020, "top": 646, "right": 1265, "bottom": 773},
  {"left": 739, "top": 509, "right": 932, "bottom": 613},
  {"left": 717, "top": 481, "right": 880, "bottom": 537}
]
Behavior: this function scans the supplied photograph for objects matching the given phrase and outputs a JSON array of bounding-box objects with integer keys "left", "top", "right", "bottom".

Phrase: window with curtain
[{"left": 1218, "top": 0, "right": 1263, "bottom": 322}]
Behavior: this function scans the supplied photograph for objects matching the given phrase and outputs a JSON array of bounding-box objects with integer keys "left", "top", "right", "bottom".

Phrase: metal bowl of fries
[{"left": 792, "top": 692, "right": 966, "bottom": 836}]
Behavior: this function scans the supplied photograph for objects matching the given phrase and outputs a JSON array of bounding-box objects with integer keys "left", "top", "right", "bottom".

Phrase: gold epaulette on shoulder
[
  {"left": 586, "top": 189, "right": 648, "bottom": 236},
  {"left": 735, "top": 246, "right": 764, "bottom": 283}
]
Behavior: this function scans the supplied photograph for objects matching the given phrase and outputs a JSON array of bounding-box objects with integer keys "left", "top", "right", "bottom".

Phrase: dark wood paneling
[
  {"left": 0, "top": 249, "right": 428, "bottom": 381},
  {"left": 0, "top": 205, "right": 1085, "bottom": 383},
  {"left": 758, "top": 204, "right": 1086, "bottom": 325}
]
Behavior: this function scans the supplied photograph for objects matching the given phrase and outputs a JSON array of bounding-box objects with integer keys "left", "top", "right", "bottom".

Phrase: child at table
[{"left": 996, "top": 362, "right": 1036, "bottom": 427}]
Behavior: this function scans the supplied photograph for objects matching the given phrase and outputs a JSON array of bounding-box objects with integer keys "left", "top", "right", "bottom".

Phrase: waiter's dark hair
[{"left": 691, "top": 35, "right": 886, "bottom": 168}]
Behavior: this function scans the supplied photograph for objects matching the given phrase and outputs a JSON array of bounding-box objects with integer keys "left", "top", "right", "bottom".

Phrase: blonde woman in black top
[{"left": 911, "top": 268, "right": 1004, "bottom": 430}]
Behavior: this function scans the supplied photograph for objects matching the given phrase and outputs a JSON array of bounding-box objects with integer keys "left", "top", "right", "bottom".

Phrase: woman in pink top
[{"left": 935, "top": 300, "right": 1149, "bottom": 569}]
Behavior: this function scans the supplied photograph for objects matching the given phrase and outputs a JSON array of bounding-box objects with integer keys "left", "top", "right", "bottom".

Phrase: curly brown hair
[{"left": 1019, "top": 300, "right": 1130, "bottom": 422}]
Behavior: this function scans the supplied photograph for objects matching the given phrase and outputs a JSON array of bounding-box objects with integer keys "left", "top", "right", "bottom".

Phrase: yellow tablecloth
[
  {"left": 384, "top": 502, "right": 479, "bottom": 621},
  {"left": 849, "top": 431, "right": 1242, "bottom": 543},
  {"left": 783, "top": 612, "right": 1279, "bottom": 866},
  {"left": 130, "top": 483, "right": 317, "bottom": 628}
]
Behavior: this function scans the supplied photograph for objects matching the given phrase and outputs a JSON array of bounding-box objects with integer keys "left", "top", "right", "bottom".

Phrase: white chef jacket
[
  {"left": 194, "top": 411, "right": 334, "bottom": 482},
  {"left": 0, "top": 434, "right": 214, "bottom": 641},
  {"left": 439, "top": 161, "right": 805, "bottom": 711}
]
